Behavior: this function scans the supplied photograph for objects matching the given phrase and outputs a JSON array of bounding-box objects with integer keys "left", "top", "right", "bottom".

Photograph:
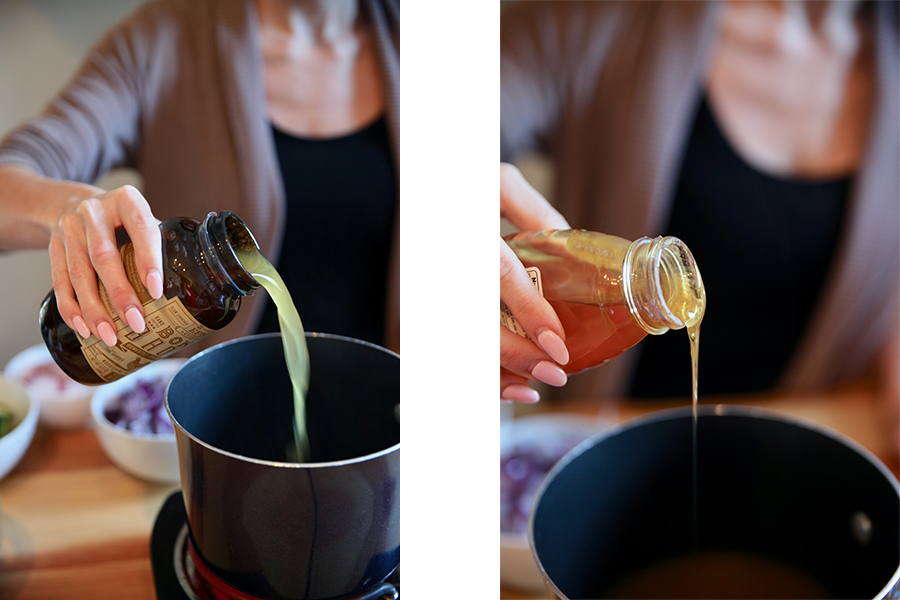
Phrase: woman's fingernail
[
  {"left": 537, "top": 329, "right": 569, "bottom": 365},
  {"left": 501, "top": 384, "right": 540, "bottom": 403},
  {"left": 96, "top": 321, "right": 118, "bottom": 347},
  {"left": 72, "top": 315, "right": 91, "bottom": 339},
  {"left": 146, "top": 270, "right": 163, "bottom": 299},
  {"left": 532, "top": 361, "right": 567, "bottom": 387},
  {"left": 125, "top": 305, "right": 145, "bottom": 333}
]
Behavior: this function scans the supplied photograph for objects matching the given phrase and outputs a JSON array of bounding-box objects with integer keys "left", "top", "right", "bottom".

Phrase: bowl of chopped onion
[
  {"left": 90, "top": 359, "right": 185, "bottom": 483},
  {"left": 4, "top": 344, "right": 93, "bottom": 429},
  {"left": 500, "top": 413, "right": 600, "bottom": 593}
]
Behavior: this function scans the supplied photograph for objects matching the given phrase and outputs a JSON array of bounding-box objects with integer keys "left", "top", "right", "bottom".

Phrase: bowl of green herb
[{"left": 0, "top": 377, "right": 39, "bottom": 482}]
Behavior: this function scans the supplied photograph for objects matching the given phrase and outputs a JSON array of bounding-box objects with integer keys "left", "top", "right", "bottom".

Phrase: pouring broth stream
[{"left": 236, "top": 248, "right": 310, "bottom": 462}]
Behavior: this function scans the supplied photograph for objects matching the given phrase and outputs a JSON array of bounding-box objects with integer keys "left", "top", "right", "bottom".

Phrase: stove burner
[
  {"left": 172, "top": 526, "right": 199, "bottom": 600},
  {"left": 152, "top": 491, "right": 398, "bottom": 600}
]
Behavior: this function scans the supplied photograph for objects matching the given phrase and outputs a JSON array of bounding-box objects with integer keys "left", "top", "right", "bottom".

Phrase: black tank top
[
  {"left": 629, "top": 97, "right": 849, "bottom": 397},
  {"left": 255, "top": 116, "right": 396, "bottom": 346}
]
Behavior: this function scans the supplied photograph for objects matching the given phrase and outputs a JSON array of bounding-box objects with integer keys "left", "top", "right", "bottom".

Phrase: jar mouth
[
  {"left": 222, "top": 212, "right": 260, "bottom": 253},
  {"left": 624, "top": 236, "right": 705, "bottom": 335},
  {"left": 200, "top": 211, "right": 261, "bottom": 295}
]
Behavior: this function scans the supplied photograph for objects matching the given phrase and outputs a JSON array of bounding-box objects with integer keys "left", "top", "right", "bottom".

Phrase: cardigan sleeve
[
  {"left": 500, "top": 3, "right": 562, "bottom": 162},
  {"left": 0, "top": 4, "right": 162, "bottom": 184},
  {"left": 499, "top": 2, "right": 630, "bottom": 163}
]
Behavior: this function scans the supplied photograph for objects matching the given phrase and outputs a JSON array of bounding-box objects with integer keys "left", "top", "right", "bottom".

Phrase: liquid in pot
[{"left": 603, "top": 551, "right": 832, "bottom": 599}]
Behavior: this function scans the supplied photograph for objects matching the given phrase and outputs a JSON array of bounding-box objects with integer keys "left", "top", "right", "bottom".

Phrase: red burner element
[
  {"left": 186, "top": 538, "right": 265, "bottom": 600},
  {"left": 182, "top": 535, "right": 398, "bottom": 600}
]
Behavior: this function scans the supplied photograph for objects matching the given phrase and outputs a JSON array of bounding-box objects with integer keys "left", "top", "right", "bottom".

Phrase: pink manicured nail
[
  {"left": 537, "top": 329, "right": 569, "bottom": 365},
  {"left": 96, "top": 321, "right": 118, "bottom": 347},
  {"left": 125, "top": 305, "right": 145, "bottom": 333},
  {"left": 532, "top": 361, "right": 567, "bottom": 387},
  {"left": 146, "top": 269, "right": 163, "bottom": 299},
  {"left": 501, "top": 384, "right": 540, "bottom": 403},
  {"left": 72, "top": 315, "right": 91, "bottom": 339}
]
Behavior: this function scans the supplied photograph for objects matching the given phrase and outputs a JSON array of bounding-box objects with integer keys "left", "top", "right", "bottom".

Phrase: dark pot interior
[
  {"left": 169, "top": 332, "right": 400, "bottom": 464},
  {"left": 530, "top": 406, "right": 900, "bottom": 599},
  {"left": 166, "top": 333, "right": 400, "bottom": 600}
]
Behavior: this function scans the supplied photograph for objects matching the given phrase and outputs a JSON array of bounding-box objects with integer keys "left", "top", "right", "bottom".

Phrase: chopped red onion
[
  {"left": 21, "top": 362, "right": 79, "bottom": 392},
  {"left": 500, "top": 431, "right": 586, "bottom": 535},
  {"left": 103, "top": 376, "right": 173, "bottom": 435}
]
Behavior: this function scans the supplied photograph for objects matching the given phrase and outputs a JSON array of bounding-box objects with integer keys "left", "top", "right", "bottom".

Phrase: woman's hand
[
  {"left": 500, "top": 162, "right": 571, "bottom": 402},
  {"left": 49, "top": 185, "right": 163, "bottom": 346}
]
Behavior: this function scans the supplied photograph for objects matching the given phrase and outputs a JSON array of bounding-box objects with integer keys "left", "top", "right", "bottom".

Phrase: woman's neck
[
  {"left": 254, "top": 0, "right": 384, "bottom": 138},
  {"left": 255, "top": 0, "right": 359, "bottom": 50},
  {"left": 705, "top": 0, "right": 874, "bottom": 179}
]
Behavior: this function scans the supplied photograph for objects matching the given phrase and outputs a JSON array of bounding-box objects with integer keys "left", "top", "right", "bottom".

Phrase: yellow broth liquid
[
  {"left": 236, "top": 248, "right": 310, "bottom": 462},
  {"left": 603, "top": 551, "right": 832, "bottom": 599}
]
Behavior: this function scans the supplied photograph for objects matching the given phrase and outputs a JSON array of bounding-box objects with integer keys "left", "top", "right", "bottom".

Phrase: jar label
[
  {"left": 500, "top": 266, "right": 542, "bottom": 339},
  {"left": 78, "top": 242, "right": 214, "bottom": 382}
]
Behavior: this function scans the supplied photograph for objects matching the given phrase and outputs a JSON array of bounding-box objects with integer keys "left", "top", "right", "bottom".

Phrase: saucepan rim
[
  {"left": 526, "top": 404, "right": 900, "bottom": 600},
  {"left": 165, "top": 332, "right": 400, "bottom": 469}
]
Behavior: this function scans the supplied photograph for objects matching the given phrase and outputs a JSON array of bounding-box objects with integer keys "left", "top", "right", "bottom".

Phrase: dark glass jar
[{"left": 40, "top": 211, "right": 260, "bottom": 384}]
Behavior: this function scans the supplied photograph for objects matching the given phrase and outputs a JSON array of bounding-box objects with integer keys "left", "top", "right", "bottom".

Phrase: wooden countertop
[
  {"left": 500, "top": 384, "right": 900, "bottom": 599},
  {"left": 0, "top": 385, "right": 895, "bottom": 599},
  {"left": 0, "top": 426, "right": 178, "bottom": 600}
]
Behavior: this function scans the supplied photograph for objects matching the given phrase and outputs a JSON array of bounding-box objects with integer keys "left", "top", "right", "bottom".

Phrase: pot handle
[{"left": 364, "top": 581, "right": 398, "bottom": 600}]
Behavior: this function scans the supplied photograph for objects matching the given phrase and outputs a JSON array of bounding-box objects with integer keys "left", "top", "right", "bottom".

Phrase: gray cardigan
[
  {"left": 501, "top": 1, "right": 899, "bottom": 399},
  {"left": 0, "top": 0, "right": 400, "bottom": 353}
]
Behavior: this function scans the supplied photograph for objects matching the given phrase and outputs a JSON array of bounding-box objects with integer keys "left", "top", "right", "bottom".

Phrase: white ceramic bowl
[
  {"left": 4, "top": 344, "right": 94, "bottom": 429},
  {"left": 0, "top": 377, "right": 40, "bottom": 482},
  {"left": 91, "top": 359, "right": 185, "bottom": 484},
  {"left": 500, "top": 413, "right": 600, "bottom": 593}
]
